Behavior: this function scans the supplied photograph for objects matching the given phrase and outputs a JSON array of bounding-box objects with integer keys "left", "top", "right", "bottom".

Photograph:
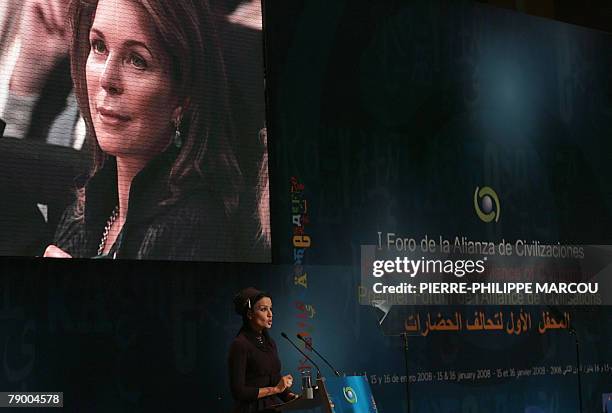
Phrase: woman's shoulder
[
  {"left": 162, "top": 190, "right": 230, "bottom": 230},
  {"left": 229, "top": 331, "right": 253, "bottom": 353},
  {"left": 170, "top": 190, "right": 270, "bottom": 263},
  {"left": 138, "top": 190, "right": 236, "bottom": 261}
]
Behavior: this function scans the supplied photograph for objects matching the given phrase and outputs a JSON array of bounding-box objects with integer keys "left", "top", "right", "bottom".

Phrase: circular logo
[
  {"left": 343, "top": 386, "right": 358, "bottom": 404},
  {"left": 474, "top": 186, "right": 500, "bottom": 223}
]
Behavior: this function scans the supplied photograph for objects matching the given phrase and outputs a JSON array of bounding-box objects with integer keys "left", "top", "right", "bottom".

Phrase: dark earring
[{"left": 174, "top": 117, "right": 182, "bottom": 148}]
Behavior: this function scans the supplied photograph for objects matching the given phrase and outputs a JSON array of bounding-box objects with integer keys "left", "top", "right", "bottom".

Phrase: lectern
[
  {"left": 603, "top": 393, "right": 612, "bottom": 413},
  {"left": 274, "top": 376, "right": 378, "bottom": 413}
]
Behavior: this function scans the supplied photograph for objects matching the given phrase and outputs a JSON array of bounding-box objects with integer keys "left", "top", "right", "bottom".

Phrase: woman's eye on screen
[
  {"left": 129, "top": 53, "right": 148, "bottom": 70},
  {"left": 91, "top": 39, "right": 107, "bottom": 54}
]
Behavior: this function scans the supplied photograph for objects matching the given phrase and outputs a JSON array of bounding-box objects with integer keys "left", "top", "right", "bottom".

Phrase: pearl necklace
[{"left": 97, "top": 206, "right": 119, "bottom": 256}]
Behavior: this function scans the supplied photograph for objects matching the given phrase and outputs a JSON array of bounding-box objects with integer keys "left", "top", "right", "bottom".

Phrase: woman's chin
[
  {"left": 97, "top": 134, "right": 124, "bottom": 155},
  {"left": 97, "top": 136, "right": 140, "bottom": 159},
  {"left": 96, "top": 132, "right": 171, "bottom": 160},
  {"left": 98, "top": 145, "right": 126, "bottom": 158}
]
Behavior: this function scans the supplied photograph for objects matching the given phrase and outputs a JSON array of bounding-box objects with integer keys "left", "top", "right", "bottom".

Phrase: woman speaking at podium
[{"left": 228, "top": 288, "right": 297, "bottom": 412}]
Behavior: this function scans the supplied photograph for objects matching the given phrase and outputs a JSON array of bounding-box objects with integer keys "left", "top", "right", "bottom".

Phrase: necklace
[{"left": 97, "top": 205, "right": 119, "bottom": 256}]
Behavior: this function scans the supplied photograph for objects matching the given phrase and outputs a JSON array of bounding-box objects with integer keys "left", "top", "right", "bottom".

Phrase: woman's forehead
[
  {"left": 92, "top": 0, "right": 157, "bottom": 48},
  {"left": 255, "top": 297, "right": 272, "bottom": 307}
]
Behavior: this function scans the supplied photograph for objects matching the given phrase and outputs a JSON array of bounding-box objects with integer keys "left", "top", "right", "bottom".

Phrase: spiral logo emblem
[
  {"left": 474, "top": 186, "right": 500, "bottom": 223},
  {"left": 343, "top": 386, "right": 358, "bottom": 404}
]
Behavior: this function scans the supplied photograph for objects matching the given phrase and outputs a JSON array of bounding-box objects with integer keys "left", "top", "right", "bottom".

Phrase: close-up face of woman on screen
[
  {"left": 43, "top": 0, "right": 267, "bottom": 261},
  {"left": 86, "top": 0, "right": 181, "bottom": 163}
]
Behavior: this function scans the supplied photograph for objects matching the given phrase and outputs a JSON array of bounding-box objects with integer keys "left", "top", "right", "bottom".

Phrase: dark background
[{"left": 1, "top": 0, "right": 612, "bottom": 412}]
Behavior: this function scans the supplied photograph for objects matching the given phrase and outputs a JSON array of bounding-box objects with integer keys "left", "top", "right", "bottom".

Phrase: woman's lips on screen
[{"left": 97, "top": 107, "right": 131, "bottom": 126}]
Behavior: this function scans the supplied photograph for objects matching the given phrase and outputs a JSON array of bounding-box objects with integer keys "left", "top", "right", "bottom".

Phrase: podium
[
  {"left": 274, "top": 376, "right": 378, "bottom": 413},
  {"left": 603, "top": 393, "right": 612, "bottom": 412}
]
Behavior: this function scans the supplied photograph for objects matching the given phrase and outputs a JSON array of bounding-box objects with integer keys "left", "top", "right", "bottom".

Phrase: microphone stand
[
  {"left": 372, "top": 297, "right": 412, "bottom": 412},
  {"left": 402, "top": 332, "right": 411, "bottom": 413},
  {"left": 281, "top": 332, "right": 322, "bottom": 378},
  {"left": 296, "top": 334, "right": 341, "bottom": 377},
  {"left": 569, "top": 327, "right": 583, "bottom": 413},
  {"left": 377, "top": 330, "right": 412, "bottom": 413},
  {"left": 547, "top": 306, "right": 582, "bottom": 413}
]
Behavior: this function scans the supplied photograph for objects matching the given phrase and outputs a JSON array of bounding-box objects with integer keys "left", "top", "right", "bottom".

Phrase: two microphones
[{"left": 280, "top": 332, "right": 341, "bottom": 377}]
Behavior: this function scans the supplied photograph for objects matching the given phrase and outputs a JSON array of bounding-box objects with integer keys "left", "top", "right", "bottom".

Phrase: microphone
[
  {"left": 281, "top": 332, "right": 321, "bottom": 378},
  {"left": 545, "top": 305, "right": 582, "bottom": 413},
  {"left": 296, "top": 333, "right": 341, "bottom": 377}
]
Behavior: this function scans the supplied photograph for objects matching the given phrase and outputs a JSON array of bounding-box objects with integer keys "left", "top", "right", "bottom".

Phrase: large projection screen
[{"left": 0, "top": 0, "right": 270, "bottom": 262}]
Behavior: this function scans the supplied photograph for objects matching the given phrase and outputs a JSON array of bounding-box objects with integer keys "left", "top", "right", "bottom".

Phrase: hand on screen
[
  {"left": 275, "top": 374, "right": 293, "bottom": 393},
  {"left": 43, "top": 245, "right": 72, "bottom": 258},
  {"left": 10, "top": 0, "right": 70, "bottom": 95}
]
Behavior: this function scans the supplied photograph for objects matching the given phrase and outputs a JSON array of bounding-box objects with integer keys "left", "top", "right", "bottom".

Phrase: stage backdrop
[
  {"left": 267, "top": 0, "right": 612, "bottom": 264},
  {"left": 263, "top": 0, "right": 612, "bottom": 412},
  {"left": 0, "top": 263, "right": 608, "bottom": 412},
  {"left": 0, "top": 0, "right": 611, "bottom": 412}
]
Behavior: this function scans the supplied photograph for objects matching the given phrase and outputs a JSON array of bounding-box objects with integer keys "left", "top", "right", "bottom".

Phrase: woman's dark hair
[{"left": 68, "top": 0, "right": 242, "bottom": 215}]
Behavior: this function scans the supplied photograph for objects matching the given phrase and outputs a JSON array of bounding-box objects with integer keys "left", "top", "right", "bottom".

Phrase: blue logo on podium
[{"left": 343, "top": 386, "right": 357, "bottom": 404}]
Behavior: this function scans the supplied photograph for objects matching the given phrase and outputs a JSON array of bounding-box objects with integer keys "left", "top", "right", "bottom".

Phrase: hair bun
[{"left": 233, "top": 287, "right": 264, "bottom": 315}]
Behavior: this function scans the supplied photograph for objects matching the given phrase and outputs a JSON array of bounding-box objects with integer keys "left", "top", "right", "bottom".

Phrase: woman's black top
[
  {"left": 53, "top": 148, "right": 257, "bottom": 261},
  {"left": 228, "top": 327, "right": 291, "bottom": 413}
]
